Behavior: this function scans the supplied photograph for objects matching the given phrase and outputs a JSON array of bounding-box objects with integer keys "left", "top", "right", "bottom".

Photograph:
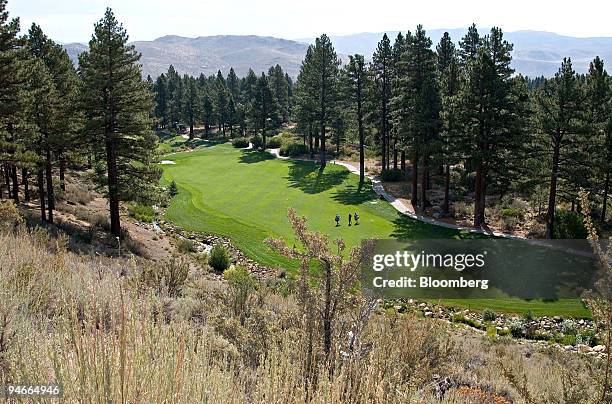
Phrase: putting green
[{"left": 160, "top": 142, "right": 590, "bottom": 317}]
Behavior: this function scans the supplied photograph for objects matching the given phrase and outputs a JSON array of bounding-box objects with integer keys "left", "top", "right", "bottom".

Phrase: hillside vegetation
[{"left": 0, "top": 214, "right": 606, "bottom": 402}]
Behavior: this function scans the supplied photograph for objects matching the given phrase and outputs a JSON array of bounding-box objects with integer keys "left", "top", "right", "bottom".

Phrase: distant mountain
[
  {"left": 63, "top": 30, "right": 612, "bottom": 79},
  {"left": 298, "top": 30, "right": 612, "bottom": 77},
  {"left": 63, "top": 35, "right": 309, "bottom": 79}
]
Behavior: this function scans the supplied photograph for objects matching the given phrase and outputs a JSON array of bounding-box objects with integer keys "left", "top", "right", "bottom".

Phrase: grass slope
[{"left": 161, "top": 143, "right": 590, "bottom": 317}]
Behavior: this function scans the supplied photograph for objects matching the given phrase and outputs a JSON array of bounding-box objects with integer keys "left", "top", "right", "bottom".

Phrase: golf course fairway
[{"left": 160, "top": 142, "right": 590, "bottom": 317}]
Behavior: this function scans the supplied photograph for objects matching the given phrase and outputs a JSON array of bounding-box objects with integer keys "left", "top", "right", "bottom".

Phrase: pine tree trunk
[
  {"left": 59, "top": 155, "right": 66, "bottom": 192},
  {"left": 400, "top": 150, "right": 406, "bottom": 173},
  {"left": 45, "top": 148, "right": 54, "bottom": 223},
  {"left": 411, "top": 151, "right": 419, "bottom": 207},
  {"left": 105, "top": 138, "right": 121, "bottom": 237},
  {"left": 0, "top": 166, "right": 4, "bottom": 199},
  {"left": 602, "top": 171, "right": 610, "bottom": 223},
  {"left": 473, "top": 162, "right": 486, "bottom": 227},
  {"left": 22, "top": 168, "right": 29, "bottom": 202},
  {"left": 2, "top": 164, "right": 9, "bottom": 200},
  {"left": 320, "top": 123, "right": 326, "bottom": 168},
  {"left": 545, "top": 140, "right": 561, "bottom": 239},
  {"left": 393, "top": 141, "right": 398, "bottom": 170},
  {"left": 443, "top": 164, "right": 450, "bottom": 214},
  {"left": 189, "top": 121, "right": 194, "bottom": 140},
  {"left": 358, "top": 103, "right": 365, "bottom": 184},
  {"left": 10, "top": 164, "right": 18, "bottom": 203},
  {"left": 37, "top": 167, "right": 46, "bottom": 222},
  {"left": 4, "top": 164, "right": 11, "bottom": 200},
  {"left": 381, "top": 134, "right": 386, "bottom": 173},
  {"left": 420, "top": 155, "right": 428, "bottom": 208}
]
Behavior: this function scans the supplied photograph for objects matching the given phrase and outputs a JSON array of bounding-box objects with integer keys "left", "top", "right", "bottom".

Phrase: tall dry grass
[{"left": 0, "top": 223, "right": 605, "bottom": 403}]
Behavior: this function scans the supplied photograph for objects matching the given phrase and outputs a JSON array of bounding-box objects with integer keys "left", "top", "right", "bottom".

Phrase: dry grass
[{"left": 0, "top": 226, "right": 605, "bottom": 402}]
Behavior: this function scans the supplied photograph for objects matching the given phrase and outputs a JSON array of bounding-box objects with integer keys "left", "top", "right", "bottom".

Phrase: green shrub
[
  {"left": 210, "top": 243, "right": 232, "bottom": 272},
  {"left": 176, "top": 238, "right": 196, "bottom": 253},
  {"left": 561, "top": 334, "right": 577, "bottom": 346},
  {"left": 128, "top": 204, "right": 154, "bottom": 223},
  {"left": 523, "top": 310, "right": 535, "bottom": 322},
  {"left": 554, "top": 210, "right": 588, "bottom": 239},
  {"left": 279, "top": 142, "right": 308, "bottom": 157},
  {"left": 167, "top": 180, "right": 179, "bottom": 197},
  {"left": 266, "top": 136, "right": 282, "bottom": 148},
  {"left": 379, "top": 168, "right": 404, "bottom": 182},
  {"left": 0, "top": 200, "right": 23, "bottom": 231},
  {"left": 498, "top": 328, "right": 511, "bottom": 337},
  {"left": 499, "top": 207, "right": 522, "bottom": 219},
  {"left": 137, "top": 257, "right": 189, "bottom": 297},
  {"left": 250, "top": 134, "right": 264, "bottom": 149},
  {"left": 451, "top": 201, "right": 473, "bottom": 218},
  {"left": 561, "top": 319, "right": 577, "bottom": 335},
  {"left": 223, "top": 266, "right": 258, "bottom": 321},
  {"left": 508, "top": 319, "right": 524, "bottom": 338},
  {"left": 486, "top": 324, "right": 497, "bottom": 338},
  {"left": 577, "top": 329, "right": 600, "bottom": 347},
  {"left": 232, "top": 138, "right": 249, "bottom": 148},
  {"left": 482, "top": 308, "right": 497, "bottom": 322}
]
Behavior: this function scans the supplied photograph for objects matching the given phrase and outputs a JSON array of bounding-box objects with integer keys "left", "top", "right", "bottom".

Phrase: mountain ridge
[{"left": 63, "top": 29, "right": 612, "bottom": 79}]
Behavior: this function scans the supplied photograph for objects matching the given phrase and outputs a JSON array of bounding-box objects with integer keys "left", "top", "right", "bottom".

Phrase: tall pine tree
[{"left": 79, "top": 8, "right": 160, "bottom": 237}]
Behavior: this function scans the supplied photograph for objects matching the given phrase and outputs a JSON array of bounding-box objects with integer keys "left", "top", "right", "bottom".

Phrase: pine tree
[
  {"left": 26, "top": 24, "right": 79, "bottom": 220},
  {"left": 390, "top": 31, "right": 407, "bottom": 170},
  {"left": 22, "top": 58, "right": 57, "bottom": 221},
  {"left": 0, "top": 0, "right": 25, "bottom": 203},
  {"left": 215, "top": 71, "right": 229, "bottom": 136},
  {"left": 202, "top": 94, "right": 213, "bottom": 138},
  {"left": 183, "top": 75, "right": 199, "bottom": 139},
  {"left": 269, "top": 64, "right": 289, "bottom": 124},
  {"left": 295, "top": 46, "right": 319, "bottom": 157},
  {"left": 166, "top": 65, "right": 182, "bottom": 128},
  {"left": 226, "top": 67, "right": 240, "bottom": 102},
  {"left": 535, "top": 58, "right": 586, "bottom": 238},
  {"left": 79, "top": 8, "right": 160, "bottom": 237},
  {"left": 242, "top": 68, "right": 258, "bottom": 103},
  {"left": 586, "top": 57, "right": 612, "bottom": 223},
  {"left": 153, "top": 74, "right": 168, "bottom": 128},
  {"left": 250, "top": 73, "right": 278, "bottom": 147},
  {"left": 395, "top": 26, "right": 441, "bottom": 208},
  {"left": 458, "top": 27, "right": 525, "bottom": 227},
  {"left": 436, "top": 32, "right": 460, "bottom": 214},
  {"left": 227, "top": 97, "right": 237, "bottom": 136},
  {"left": 371, "top": 34, "right": 393, "bottom": 171},
  {"left": 311, "top": 34, "right": 341, "bottom": 167},
  {"left": 458, "top": 23, "right": 481, "bottom": 65},
  {"left": 344, "top": 54, "right": 368, "bottom": 183}
]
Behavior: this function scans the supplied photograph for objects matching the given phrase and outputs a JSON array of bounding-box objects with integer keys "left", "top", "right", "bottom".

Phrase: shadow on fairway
[
  {"left": 286, "top": 160, "right": 350, "bottom": 194},
  {"left": 332, "top": 183, "right": 377, "bottom": 205},
  {"left": 390, "top": 213, "right": 472, "bottom": 240},
  {"left": 238, "top": 149, "right": 275, "bottom": 164}
]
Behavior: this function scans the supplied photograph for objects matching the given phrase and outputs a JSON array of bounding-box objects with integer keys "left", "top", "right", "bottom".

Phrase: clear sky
[{"left": 8, "top": 0, "right": 612, "bottom": 43}]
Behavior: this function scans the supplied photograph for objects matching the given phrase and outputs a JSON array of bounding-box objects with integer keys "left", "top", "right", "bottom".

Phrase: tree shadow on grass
[
  {"left": 238, "top": 150, "right": 275, "bottom": 164},
  {"left": 286, "top": 160, "right": 350, "bottom": 194},
  {"left": 390, "top": 212, "right": 465, "bottom": 240},
  {"left": 332, "top": 182, "right": 378, "bottom": 205}
]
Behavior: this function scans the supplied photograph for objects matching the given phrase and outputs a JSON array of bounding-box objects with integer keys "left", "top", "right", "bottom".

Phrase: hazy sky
[{"left": 8, "top": 0, "right": 612, "bottom": 43}]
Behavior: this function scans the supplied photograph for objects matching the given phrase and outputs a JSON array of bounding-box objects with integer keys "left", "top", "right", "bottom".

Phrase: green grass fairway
[{"left": 160, "top": 143, "right": 590, "bottom": 318}]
